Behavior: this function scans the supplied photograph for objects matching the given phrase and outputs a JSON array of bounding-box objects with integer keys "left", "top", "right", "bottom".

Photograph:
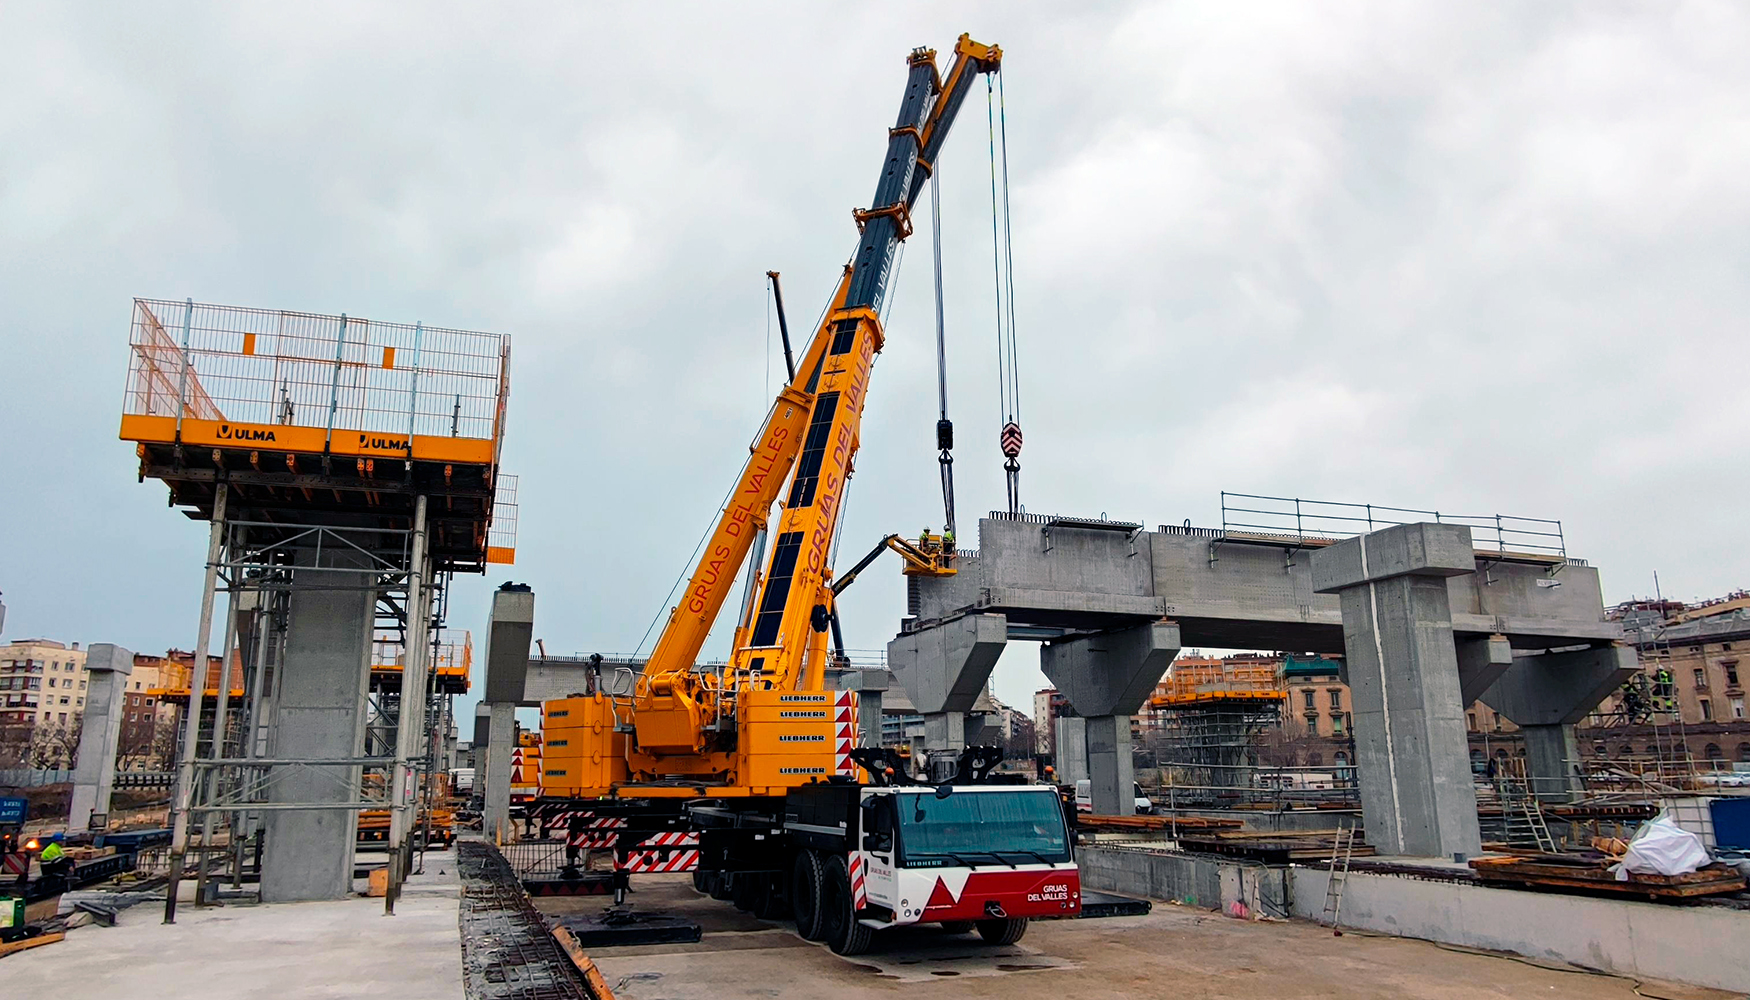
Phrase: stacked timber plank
[
  {"left": 1076, "top": 814, "right": 1243, "bottom": 834},
  {"left": 1469, "top": 855, "right": 1747, "bottom": 900}
]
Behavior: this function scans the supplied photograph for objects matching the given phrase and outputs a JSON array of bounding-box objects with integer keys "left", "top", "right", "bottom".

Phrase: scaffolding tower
[
  {"left": 119, "top": 298, "right": 516, "bottom": 919},
  {"left": 1144, "top": 661, "right": 1286, "bottom": 805}
]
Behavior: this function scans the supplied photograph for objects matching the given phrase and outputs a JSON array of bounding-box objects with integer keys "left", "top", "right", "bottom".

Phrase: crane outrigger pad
[{"left": 552, "top": 909, "right": 703, "bottom": 948}]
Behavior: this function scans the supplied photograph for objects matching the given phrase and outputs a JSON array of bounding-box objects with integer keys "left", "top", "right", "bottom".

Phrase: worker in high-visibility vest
[{"left": 38, "top": 839, "right": 71, "bottom": 893}]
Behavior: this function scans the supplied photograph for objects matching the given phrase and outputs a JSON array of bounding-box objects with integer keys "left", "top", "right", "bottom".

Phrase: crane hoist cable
[
  {"left": 930, "top": 158, "right": 957, "bottom": 539},
  {"left": 988, "top": 70, "right": 1023, "bottom": 515}
]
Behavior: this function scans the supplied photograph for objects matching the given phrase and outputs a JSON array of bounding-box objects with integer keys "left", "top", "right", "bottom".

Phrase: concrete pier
[
  {"left": 479, "top": 585, "right": 534, "bottom": 842},
  {"left": 69, "top": 643, "right": 133, "bottom": 834},
  {"left": 260, "top": 547, "right": 376, "bottom": 902},
  {"left": 1311, "top": 523, "right": 1482, "bottom": 859},
  {"left": 887, "top": 613, "right": 1006, "bottom": 776},
  {"left": 1478, "top": 644, "right": 1638, "bottom": 800},
  {"left": 1040, "top": 621, "right": 1180, "bottom": 815}
]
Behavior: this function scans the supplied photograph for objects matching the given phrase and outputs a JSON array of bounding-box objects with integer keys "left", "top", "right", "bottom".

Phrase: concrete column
[
  {"left": 259, "top": 545, "right": 376, "bottom": 903},
  {"left": 482, "top": 703, "right": 515, "bottom": 843},
  {"left": 480, "top": 585, "right": 535, "bottom": 843},
  {"left": 69, "top": 644, "right": 134, "bottom": 834},
  {"left": 1478, "top": 644, "right": 1637, "bottom": 801},
  {"left": 1312, "top": 523, "right": 1481, "bottom": 859},
  {"left": 887, "top": 613, "right": 1007, "bottom": 765},
  {"left": 1055, "top": 716, "right": 1087, "bottom": 784},
  {"left": 842, "top": 669, "right": 889, "bottom": 747},
  {"left": 1041, "top": 621, "right": 1179, "bottom": 817},
  {"left": 1085, "top": 715, "right": 1135, "bottom": 815}
]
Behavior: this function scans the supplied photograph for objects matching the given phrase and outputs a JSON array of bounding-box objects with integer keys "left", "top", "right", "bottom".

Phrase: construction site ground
[
  {"left": 534, "top": 873, "right": 1729, "bottom": 1000},
  {"left": 2, "top": 852, "right": 464, "bottom": 1000}
]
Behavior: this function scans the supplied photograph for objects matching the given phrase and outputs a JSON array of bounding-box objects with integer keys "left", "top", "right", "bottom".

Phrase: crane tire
[
  {"left": 792, "top": 850, "right": 828, "bottom": 941},
  {"left": 976, "top": 917, "right": 1028, "bottom": 945},
  {"left": 824, "top": 854, "right": 874, "bottom": 956}
]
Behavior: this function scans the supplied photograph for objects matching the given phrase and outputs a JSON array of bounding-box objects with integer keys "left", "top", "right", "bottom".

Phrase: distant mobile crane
[{"left": 536, "top": 34, "right": 1080, "bottom": 955}]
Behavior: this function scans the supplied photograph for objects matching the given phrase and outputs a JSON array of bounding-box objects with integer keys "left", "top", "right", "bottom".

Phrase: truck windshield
[{"left": 895, "top": 789, "right": 1070, "bottom": 868}]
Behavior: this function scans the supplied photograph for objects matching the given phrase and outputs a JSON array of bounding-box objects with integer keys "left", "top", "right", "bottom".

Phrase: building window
[
  {"left": 1332, "top": 714, "right": 1346, "bottom": 736},
  {"left": 1738, "top": 743, "right": 1750, "bottom": 763},
  {"left": 1726, "top": 663, "right": 1740, "bottom": 688},
  {"left": 1494, "top": 716, "right": 1503, "bottom": 731},
  {"left": 1694, "top": 668, "right": 1707, "bottom": 688},
  {"left": 1467, "top": 713, "right": 1477, "bottom": 731},
  {"left": 1700, "top": 699, "right": 1712, "bottom": 721},
  {"left": 1733, "top": 698, "right": 1745, "bottom": 720},
  {"left": 1303, "top": 690, "right": 1315, "bottom": 710},
  {"left": 1305, "top": 713, "right": 1319, "bottom": 736},
  {"left": 47, "top": 678, "right": 56, "bottom": 688},
  {"left": 1705, "top": 743, "right": 1723, "bottom": 763},
  {"left": 1328, "top": 690, "right": 1342, "bottom": 710}
]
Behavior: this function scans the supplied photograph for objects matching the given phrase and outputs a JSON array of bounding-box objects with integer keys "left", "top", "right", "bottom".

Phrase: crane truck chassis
[{"left": 533, "top": 747, "right": 1081, "bottom": 956}]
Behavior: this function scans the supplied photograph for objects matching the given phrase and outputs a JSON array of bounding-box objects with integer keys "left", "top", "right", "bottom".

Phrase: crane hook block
[
  {"left": 936, "top": 419, "right": 954, "bottom": 451},
  {"left": 1000, "top": 421, "right": 1023, "bottom": 459}
]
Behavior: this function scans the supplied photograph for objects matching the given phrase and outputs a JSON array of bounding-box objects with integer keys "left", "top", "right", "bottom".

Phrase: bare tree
[{"left": 28, "top": 718, "right": 83, "bottom": 769}]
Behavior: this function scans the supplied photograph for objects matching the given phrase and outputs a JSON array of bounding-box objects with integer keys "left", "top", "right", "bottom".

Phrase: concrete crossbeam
[
  {"left": 1457, "top": 635, "right": 1513, "bottom": 705},
  {"left": 1040, "top": 621, "right": 1181, "bottom": 718}
]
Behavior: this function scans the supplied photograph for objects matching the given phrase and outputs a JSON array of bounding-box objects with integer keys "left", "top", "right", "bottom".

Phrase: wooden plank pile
[
  {"left": 1077, "top": 813, "right": 1244, "bottom": 834},
  {"left": 1469, "top": 854, "right": 1747, "bottom": 900}
]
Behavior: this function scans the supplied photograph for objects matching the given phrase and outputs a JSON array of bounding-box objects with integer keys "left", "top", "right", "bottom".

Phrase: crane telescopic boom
[{"left": 625, "top": 34, "right": 1002, "bottom": 787}]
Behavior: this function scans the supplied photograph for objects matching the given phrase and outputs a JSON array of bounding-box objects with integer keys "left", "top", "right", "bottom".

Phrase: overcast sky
[{"left": 3, "top": 2, "right": 1746, "bottom": 718}]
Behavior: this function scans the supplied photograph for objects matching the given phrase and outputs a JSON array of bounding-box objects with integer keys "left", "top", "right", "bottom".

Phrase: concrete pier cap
[{"left": 888, "top": 613, "right": 1007, "bottom": 776}]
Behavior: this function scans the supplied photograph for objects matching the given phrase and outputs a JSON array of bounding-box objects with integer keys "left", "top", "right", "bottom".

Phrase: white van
[{"left": 1074, "top": 779, "right": 1154, "bottom": 815}]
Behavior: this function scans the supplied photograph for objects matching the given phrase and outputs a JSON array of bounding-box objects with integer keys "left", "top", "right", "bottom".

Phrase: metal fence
[
  {"left": 0, "top": 767, "right": 73, "bottom": 787},
  {"left": 1219, "top": 491, "right": 1566, "bottom": 558},
  {"left": 501, "top": 838, "right": 573, "bottom": 878},
  {"left": 124, "top": 298, "right": 510, "bottom": 444}
]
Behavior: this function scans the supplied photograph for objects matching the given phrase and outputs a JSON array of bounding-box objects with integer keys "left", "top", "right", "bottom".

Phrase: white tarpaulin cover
[{"left": 1612, "top": 814, "right": 1710, "bottom": 881}]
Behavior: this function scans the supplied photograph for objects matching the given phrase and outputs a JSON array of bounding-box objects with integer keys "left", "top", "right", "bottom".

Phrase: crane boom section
[
  {"left": 641, "top": 271, "right": 852, "bottom": 683},
  {"left": 731, "top": 38, "right": 1001, "bottom": 692}
]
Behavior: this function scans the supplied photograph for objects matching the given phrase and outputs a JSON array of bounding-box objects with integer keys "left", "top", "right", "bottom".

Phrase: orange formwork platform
[{"left": 119, "top": 298, "right": 516, "bottom": 572}]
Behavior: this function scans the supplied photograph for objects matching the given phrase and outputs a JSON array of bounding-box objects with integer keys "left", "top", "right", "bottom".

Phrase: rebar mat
[{"left": 458, "top": 840, "right": 594, "bottom": 1000}]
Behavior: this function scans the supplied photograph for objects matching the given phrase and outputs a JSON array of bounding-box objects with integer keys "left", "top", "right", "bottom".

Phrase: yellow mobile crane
[
  {"left": 535, "top": 36, "right": 1081, "bottom": 958},
  {"left": 548, "top": 34, "right": 1001, "bottom": 798}
]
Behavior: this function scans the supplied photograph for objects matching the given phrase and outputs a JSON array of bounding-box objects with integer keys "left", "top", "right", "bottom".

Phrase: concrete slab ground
[
  {"left": 4, "top": 851, "right": 463, "bottom": 1000},
  {"left": 539, "top": 873, "right": 1708, "bottom": 1000}
]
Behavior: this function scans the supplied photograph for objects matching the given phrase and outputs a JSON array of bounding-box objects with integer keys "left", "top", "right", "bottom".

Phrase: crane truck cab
[{"left": 690, "top": 747, "right": 1080, "bottom": 956}]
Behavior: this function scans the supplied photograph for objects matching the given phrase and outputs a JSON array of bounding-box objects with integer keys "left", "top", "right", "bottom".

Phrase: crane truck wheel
[
  {"left": 823, "top": 854, "right": 874, "bottom": 957},
  {"left": 751, "top": 874, "right": 788, "bottom": 920},
  {"left": 975, "top": 917, "right": 1028, "bottom": 945},
  {"left": 791, "top": 850, "right": 828, "bottom": 941},
  {"left": 692, "top": 868, "right": 710, "bottom": 894},
  {"left": 709, "top": 871, "right": 734, "bottom": 902},
  {"left": 732, "top": 873, "right": 760, "bottom": 912}
]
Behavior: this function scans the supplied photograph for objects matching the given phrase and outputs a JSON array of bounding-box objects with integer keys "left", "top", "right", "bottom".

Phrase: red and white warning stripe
[
  {"left": 617, "top": 831, "right": 702, "bottom": 873},
  {"left": 619, "top": 849, "right": 700, "bottom": 873},
  {"left": 849, "top": 852, "right": 867, "bottom": 910},
  {"left": 834, "top": 691, "right": 861, "bottom": 775}
]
